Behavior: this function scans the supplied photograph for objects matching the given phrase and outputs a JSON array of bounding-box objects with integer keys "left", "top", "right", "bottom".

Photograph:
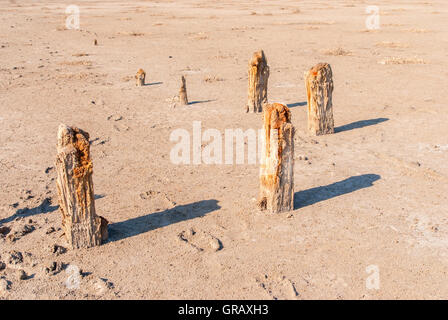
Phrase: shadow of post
[
  {"left": 188, "top": 99, "right": 215, "bottom": 105},
  {"left": 107, "top": 199, "right": 220, "bottom": 242},
  {"left": 335, "top": 118, "right": 389, "bottom": 133},
  {"left": 0, "top": 194, "right": 106, "bottom": 225},
  {"left": 294, "top": 174, "right": 381, "bottom": 209},
  {"left": 287, "top": 101, "right": 307, "bottom": 108}
]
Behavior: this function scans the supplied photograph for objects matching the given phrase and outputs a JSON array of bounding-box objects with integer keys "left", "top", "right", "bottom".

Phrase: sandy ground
[{"left": 1, "top": 0, "right": 448, "bottom": 300}]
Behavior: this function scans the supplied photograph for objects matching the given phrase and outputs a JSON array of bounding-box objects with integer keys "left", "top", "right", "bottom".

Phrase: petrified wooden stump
[
  {"left": 305, "top": 62, "right": 334, "bottom": 135},
  {"left": 135, "top": 68, "right": 146, "bottom": 86},
  {"left": 55, "top": 124, "right": 108, "bottom": 249},
  {"left": 246, "top": 50, "right": 270, "bottom": 113},
  {"left": 258, "top": 103, "right": 294, "bottom": 213},
  {"left": 179, "top": 75, "right": 188, "bottom": 105}
]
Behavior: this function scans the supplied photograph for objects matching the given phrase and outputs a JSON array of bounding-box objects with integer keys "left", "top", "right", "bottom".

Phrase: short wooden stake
[
  {"left": 305, "top": 62, "right": 334, "bottom": 135},
  {"left": 258, "top": 103, "right": 294, "bottom": 213},
  {"left": 246, "top": 50, "right": 270, "bottom": 113},
  {"left": 179, "top": 75, "right": 188, "bottom": 105},
  {"left": 55, "top": 124, "right": 108, "bottom": 249},
  {"left": 135, "top": 68, "right": 146, "bottom": 86}
]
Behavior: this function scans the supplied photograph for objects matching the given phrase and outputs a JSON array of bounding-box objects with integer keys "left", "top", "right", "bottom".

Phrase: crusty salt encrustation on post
[
  {"left": 246, "top": 50, "right": 269, "bottom": 113},
  {"left": 55, "top": 124, "right": 108, "bottom": 249},
  {"left": 258, "top": 103, "right": 294, "bottom": 213}
]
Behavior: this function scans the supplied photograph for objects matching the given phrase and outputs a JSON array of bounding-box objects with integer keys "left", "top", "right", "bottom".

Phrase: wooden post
[
  {"left": 135, "top": 68, "right": 146, "bottom": 86},
  {"left": 179, "top": 75, "right": 188, "bottom": 105},
  {"left": 55, "top": 124, "right": 108, "bottom": 249},
  {"left": 258, "top": 103, "right": 294, "bottom": 213},
  {"left": 305, "top": 63, "right": 334, "bottom": 135},
  {"left": 246, "top": 50, "right": 269, "bottom": 113}
]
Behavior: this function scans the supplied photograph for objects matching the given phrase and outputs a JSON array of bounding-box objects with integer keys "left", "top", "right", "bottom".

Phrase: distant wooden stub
[
  {"left": 246, "top": 50, "right": 270, "bottom": 113},
  {"left": 258, "top": 103, "right": 294, "bottom": 213},
  {"left": 179, "top": 75, "right": 188, "bottom": 105},
  {"left": 55, "top": 124, "right": 108, "bottom": 249},
  {"left": 305, "top": 62, "right": 334, "bottom": 135},
  {"left": 135, "top": 68, "right": 146, "bottom": 86}
]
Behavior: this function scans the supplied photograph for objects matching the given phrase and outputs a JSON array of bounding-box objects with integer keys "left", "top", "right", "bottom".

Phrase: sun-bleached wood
[
  {"left": 305, "top": 62, "right": 335, "bottom": 135},
  {"left": 258, "top": 103, "right": 294, "bottom": 213},
  {"left": 246, "top": 50, "right": 270, "bottom": 113},
  {"left": 135, "top": 68, "right": 145, "bottom": 86},
  {"left": 179, "top": 75, "right": 188, "bottom": 105},
  {"left": 55, "top": 124, "right": 108, "bottom": 249}
]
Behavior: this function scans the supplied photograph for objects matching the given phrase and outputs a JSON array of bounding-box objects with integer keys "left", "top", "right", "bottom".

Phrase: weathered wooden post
[
  {"left": 246, "top": 50, "right": 269, "bottom": 113},
  {"left": 179, "top": 75, "right": 188, "bottom": 105},
  {"left": 305, "top": 62, "right": 334, "bottom": 135},
  {"left": 135, "top": 68, "right": 146, "bottom": 86},
  {"left": 55, "top": 124, "right": 108, "bottom": 249},
  {"left": 258, "top": 103, "right": 294, "bottom": 213}
]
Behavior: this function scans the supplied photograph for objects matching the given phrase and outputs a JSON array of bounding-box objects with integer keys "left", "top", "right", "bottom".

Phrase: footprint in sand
[
  {"left": 178, "top": 228, "right": 223, "bottom": 252},
  {"left": 255, "top": 274, "right": 300, "bottom": 300}
]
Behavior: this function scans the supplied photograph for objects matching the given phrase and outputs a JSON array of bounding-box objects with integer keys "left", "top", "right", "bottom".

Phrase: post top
[
  {"left": 249, "top": 50, "right": 267, "bottom": 67},
  {"left": 307, "top": 62, "right": 332, "bottom": 77}
]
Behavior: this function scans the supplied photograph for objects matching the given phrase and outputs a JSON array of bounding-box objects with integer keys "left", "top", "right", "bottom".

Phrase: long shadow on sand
[
  {"left": 294, "top": 174, "right": 381, "bottom": 210},
  {"left": 0, "top": 198, "right": 59, "bottom": 225},
  {"left": 107, "top": 199, "right": 220, "bottom": 242},
  {"left": 335, "top": 118, "right": 388, "bottom": 133}
]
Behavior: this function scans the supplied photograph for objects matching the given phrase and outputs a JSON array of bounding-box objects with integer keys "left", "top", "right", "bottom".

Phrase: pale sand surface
[{"left": 0, "top": 0, "right": 448, "bottom": 299}]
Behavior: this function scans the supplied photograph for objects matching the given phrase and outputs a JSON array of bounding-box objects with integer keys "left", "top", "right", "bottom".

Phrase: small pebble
[
  {"left": 17, "top": 269, "right": 27, "bottom": 281},
  {"left": 51, "top": 244, "right": 67, "bottom": 256},
  {"left": 93, "top": 277, "right": 113, "bottom": 295},
  {"left": 209, "top": 237, "right": 222, "bottom": 251}
]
